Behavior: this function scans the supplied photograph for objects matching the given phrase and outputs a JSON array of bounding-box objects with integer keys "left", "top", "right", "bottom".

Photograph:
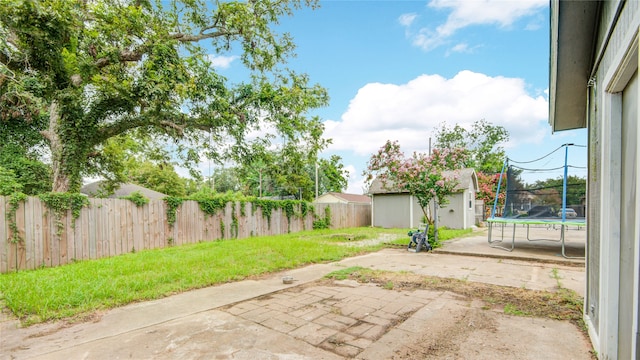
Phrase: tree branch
[
  {"left": 95, "top": 49, "right": 145, "bottom": 69},
  {"left": 93, "top": 26, "right": 240, "bottom": 69},
  {"left": 40, "top": 130, "right": 53, "bottom": 143},
  {"left": 169, "top": 29, "right": 240, "bottom": 42},
  {"left": 160, "top": 120, "right": 186, "bottom": 136},
  {"left": 96, "top": 111, "right": 217, "bottom": 144}
]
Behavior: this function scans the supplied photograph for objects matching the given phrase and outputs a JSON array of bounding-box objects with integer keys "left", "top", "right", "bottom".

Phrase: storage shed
[{"left": 368, "top": 168, "right": 478, "bottom": 229}]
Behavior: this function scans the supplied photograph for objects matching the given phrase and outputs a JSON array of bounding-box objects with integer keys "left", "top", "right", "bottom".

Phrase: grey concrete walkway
[
  {"left": 0, "top": 228, "right": 589, "bottom": 360},
  {"left": 438, "top": 224, "right": 586, "bottom": 265}
]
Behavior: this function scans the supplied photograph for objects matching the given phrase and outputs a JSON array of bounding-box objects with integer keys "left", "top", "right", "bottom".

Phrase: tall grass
[{"left": 0, "top": 227, "right": 408, "bottom": 324}]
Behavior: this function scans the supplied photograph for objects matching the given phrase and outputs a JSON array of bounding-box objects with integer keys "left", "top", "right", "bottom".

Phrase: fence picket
[
  {"left": 0, "top": 196, "right": 11, "bottom": 273},
  {"left": 24, "top": 198, "right": 34, "bottom": 270},
  {"left": 67, "top": 209, "right": 75, "bottom": 263},
  {"left": 60, "top": 208, "right": 69, "bottom": 265},
  {"left": 80, "top": 204, "right": 89, "bottom": 261},
  {"left": 108, "top": 200, "right": 116, "bottom": 257}
]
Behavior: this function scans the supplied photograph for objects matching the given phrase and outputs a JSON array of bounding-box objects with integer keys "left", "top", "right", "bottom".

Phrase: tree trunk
[
  {"left": 51, "top": 160, "right": 71, "bottom": 192},
  {"left": 434, "top": 202, "right": 439, "bottom": 244},
  {"left": 47, "top": 102, "right": 72, "bottom": 193}
]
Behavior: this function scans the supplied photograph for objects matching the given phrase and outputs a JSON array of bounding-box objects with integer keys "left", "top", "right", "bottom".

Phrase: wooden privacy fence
[{"left": 0, "top": 197, "right": 371, "bottom": 273}]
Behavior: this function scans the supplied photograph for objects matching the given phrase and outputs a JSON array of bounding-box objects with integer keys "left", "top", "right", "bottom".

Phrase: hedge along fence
[{"left": 0, "top": 196, "right": 372, "bottom": 273}]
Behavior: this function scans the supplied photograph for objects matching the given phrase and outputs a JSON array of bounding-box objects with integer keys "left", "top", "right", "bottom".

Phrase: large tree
[
  {"left": 98, "top": 133, "right": 188, "bottom": 196},
  {"left": 0, "top": 0, "right": 328, "bottom": 192},
  {"left": 316, "top": 154, "right": 349, "bottom": 195},
  {"left": 531, "top": 175, "right": 586, "bottom": 207},
  {"left": 233, "top": 143, "right": 347, "bottom": 201},
  {"left": 204, "top": 167, "right": 242, "bottom": 194},
  {"left": 434, "top": 119, "right": 508, "bottom": 174}
]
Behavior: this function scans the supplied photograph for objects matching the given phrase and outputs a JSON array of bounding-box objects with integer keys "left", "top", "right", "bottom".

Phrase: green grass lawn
[{"left": 0, "top": 226, "right": 468, "bottom": 325}]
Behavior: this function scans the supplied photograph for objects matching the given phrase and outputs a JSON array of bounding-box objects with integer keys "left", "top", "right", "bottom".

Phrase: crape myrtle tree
[
  {"left": 0, "top": 0, "right": 328, "bottom": 193},
  {"left": 476, "top": 171, "right": 506, "bottom": 218},
  {"left": 364, "top": 140, "right": 468, "bottom": 242}
]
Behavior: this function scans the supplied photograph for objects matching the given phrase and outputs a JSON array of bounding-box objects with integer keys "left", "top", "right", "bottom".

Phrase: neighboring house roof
[
  {"left": 315, "top": 192, "right": 371, "bottom": 204},
  {"left": 81, "top": 181, "right": 168, "bottom": 200},
  {"left": 549, "top": 1, "right": 600, "bottom": 132},
  {"left": 368, "top": 168, "right": 478, "bottom": 195}
]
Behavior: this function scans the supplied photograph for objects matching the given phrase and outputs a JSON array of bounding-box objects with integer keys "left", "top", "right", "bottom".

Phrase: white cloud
[
  {"left": 431, "top": 0, "right": 547, "bottom": 35},
  {"left": 323, "top": 70, "right": 548, "bottom": 158},
  {"left": 404, "top": 0, "right": 547, "bottom": 52},
  {"left": 340, "top": 164, "right": 367, "bottom": 194},
  {"left": 450, "top": 43, "right": 470, "bottom": 53},
  {"left": 446, "top": 42, "right": 480, "bottom": 56},
  {"left": 208, "top": 55, "right": 238, "bottom": 69},
  {"left": 398, "top": 13, "right": 418, "bottom": 27},
  {"left": 347, "top": 178, "right": 366, "bottom": 194},
  {"left": 324, "top": 70, "right": 550, "bottom": 194},
  {"left": 524, "top": 15, "right": 544, "bottom": 31},
  {"left": 412, "top": 28, "right": 447, "bottom": 52}
]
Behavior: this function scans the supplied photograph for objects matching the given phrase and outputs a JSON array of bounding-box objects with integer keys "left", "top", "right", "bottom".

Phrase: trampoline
[{"left": 486, "top": 144, "right": 586, "bottom": 259}]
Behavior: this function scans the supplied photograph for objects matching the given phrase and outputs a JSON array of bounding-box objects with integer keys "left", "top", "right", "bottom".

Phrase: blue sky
[{"left": 212, "top": 0, "right": 588, "bottom": 194}]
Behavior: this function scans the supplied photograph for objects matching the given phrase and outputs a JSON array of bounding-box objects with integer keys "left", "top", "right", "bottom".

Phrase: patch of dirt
[
  {"left": 345, "top": 269, "right": 584, "bottom": 323},
  {"left": 337, "top": 233, "right": 403, "bottom": 247},
  {"left": 393, "top": 308, "right": 499, "bottom": 359},
  {"left": 324, "top": 268, "right": 596, "bottom": 359}
]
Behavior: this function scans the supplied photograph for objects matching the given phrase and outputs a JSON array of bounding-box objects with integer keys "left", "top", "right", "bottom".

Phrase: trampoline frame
[{"left": 487, "top": 217, "right": 585, "bottom": 259}]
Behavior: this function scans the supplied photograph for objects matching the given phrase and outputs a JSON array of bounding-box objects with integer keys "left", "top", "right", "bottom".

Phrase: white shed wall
[{"left": 371, "top": 194, "right": 422, "bottom": 229}]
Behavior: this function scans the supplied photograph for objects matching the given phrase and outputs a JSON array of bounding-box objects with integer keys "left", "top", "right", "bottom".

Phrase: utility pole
[{"left": 315, "top": 162, "right": 319, "bottom": 200}]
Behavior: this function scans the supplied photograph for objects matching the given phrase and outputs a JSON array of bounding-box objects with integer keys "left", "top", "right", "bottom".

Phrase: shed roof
[{"left": 367, "top": 168, "right": 478, "bottom": 195}]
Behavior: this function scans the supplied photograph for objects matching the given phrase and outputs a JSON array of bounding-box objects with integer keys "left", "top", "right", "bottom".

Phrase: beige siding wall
[
  {"left": 314, "top": 194, "right": 344, "bottom": 204},
  {"left": 586, "top": 1, "right": 639, "bottom": 357}
]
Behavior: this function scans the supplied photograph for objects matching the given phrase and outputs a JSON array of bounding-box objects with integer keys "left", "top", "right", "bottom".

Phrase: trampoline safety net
[
  {"left": 486, "top": 144, "right": 586, "bottom": 258},
  {"left": 489, "top": 143, "right": 586, "bottom": 225}
]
